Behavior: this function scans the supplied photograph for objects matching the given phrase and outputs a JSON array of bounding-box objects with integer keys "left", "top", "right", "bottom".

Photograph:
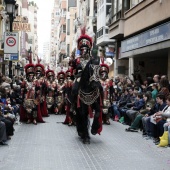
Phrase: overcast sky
[{"left": 30, "top": 0, "right": 54, "bottom": 54}]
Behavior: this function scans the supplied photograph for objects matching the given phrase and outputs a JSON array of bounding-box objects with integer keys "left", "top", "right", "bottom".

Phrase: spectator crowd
[{"left": 1, "top": 72, "right": 170, "bottom": 148}]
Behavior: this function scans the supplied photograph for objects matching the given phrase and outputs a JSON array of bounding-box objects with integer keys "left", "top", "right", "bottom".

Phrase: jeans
[
  {"left": 112, "top": 104, "right": 121, "bottom": 118},
  {"left": 142, "top": 116, "right": 152, "bottom": 136}
]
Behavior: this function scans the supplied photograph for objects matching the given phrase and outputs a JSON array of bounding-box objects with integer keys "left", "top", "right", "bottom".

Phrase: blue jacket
[{"left": 133, "top": 99, "right": 145, "bottom": 111}]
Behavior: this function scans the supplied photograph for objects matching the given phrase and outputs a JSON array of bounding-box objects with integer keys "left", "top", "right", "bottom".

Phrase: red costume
[
  {"left": 56, "top": 70, "right": 65, "bottom": 114},
  {"left": 45, "top": 68, "right": 58, "bottom": 114},
  {"left": 35, "top": 57, "right": 48, "bottom": 117},
  {"left": 20, "top": 50, "right": 44, "bottom": 124}
]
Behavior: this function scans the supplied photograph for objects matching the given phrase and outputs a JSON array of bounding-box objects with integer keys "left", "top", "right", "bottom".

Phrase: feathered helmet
[
  {"left": 100, "top": 58, "right": 109, "bottom": 74},
  {"left": 35, "top": 56, "right": 45, "bottom": 76},
  {"left": 65, "top": 68, "right": 73, "bottom": 78},
  {"left": 46, "top": 66, "right": 55, "bottom": 79},
  {"left": 77, "top": 27, "right": 93, "bottom": 51},
  {"left": 57, "top": 71, "right": 65, "bottom": 80},
  {"left": 25, "top": 50, "right": 34, "bottom": 75}
]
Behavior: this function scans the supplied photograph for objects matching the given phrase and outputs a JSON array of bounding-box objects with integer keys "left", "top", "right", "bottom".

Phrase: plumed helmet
[
  {"left": 57, "top": 71, "right": 65, "bottom": 80},
  {"left": 46, "top": 66, "right": 55, "bottom": 78},
  {"left": 35, "top": 56, "right": 45, "bottom": 75},
  {"left": 25, "top": 51, "right": 34, "bottom": 75},
  {"left": 100, "top": 63, "right": 109, "bottom": 74},
  {"left": 77, "top": 27, "right": 93, "bottom": 51},
  {"left": 65, "top": 68, "right": 73, "bottom": 78}
]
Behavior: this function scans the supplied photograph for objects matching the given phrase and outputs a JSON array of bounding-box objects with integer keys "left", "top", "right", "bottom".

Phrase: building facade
[
  {"left": 109, "top": 0, "right": 170, "bottom": 80},
  {"left": 43, "top": 41, "right": 50, "bottom": 64}
]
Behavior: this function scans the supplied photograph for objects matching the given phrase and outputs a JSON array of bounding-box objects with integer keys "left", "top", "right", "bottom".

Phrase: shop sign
[
  {"left": 121, "top": 21, "right": 170, "bottom": 53},
  {"left": 13, "top": 22, "right": 31, "bottom": 32},
  {"left": 13, "top": 15, "right": 31, "bottom": 32}
]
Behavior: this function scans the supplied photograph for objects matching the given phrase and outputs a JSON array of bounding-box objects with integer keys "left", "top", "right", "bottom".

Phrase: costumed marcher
[
  {"left": 99, "top": 60, "right": 110, "bottom": 125},
  {"left": 20, "top": 50, "right": 44, "bottom": 124},
  {"left": 72, "top": 27, "right": 103, "bottom": 144},
  {"left": 45, "top": 67, "right": 58, "bottom": 114},
  {"left": 63, "top": 68, "right": 75, "bottom": 126},
  {"left": 35, "top": 56, "right": 49, "bottom": 117},
  {"left": 56, "top": 69, "right": 65, "bottom": 114}
]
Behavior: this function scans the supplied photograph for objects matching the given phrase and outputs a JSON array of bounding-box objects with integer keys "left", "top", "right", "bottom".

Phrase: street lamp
[{"left": 4, "top": 0, "right": 18, "bottom": 79}]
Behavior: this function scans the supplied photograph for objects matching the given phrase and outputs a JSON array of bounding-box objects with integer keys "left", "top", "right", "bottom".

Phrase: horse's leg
[
  {"left": 91, "top": 97, "right": 101, "bottom": 135},
  {"left": 76, "top": 102, "right": 90, "bottom": 143}
]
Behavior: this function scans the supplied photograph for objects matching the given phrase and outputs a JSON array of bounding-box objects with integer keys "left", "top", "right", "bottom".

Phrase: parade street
[{"left": 0, "top": 115, "right": 169, "bottom": 170}]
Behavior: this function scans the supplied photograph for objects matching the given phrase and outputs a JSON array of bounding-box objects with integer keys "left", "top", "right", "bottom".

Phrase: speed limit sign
[{"left": 4, "top": 32, "right": 18, "bottom": 53}]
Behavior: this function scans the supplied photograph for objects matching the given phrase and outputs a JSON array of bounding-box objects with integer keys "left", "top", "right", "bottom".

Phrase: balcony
[
  {"left": 109, "top": 17, "right": 125, "bottom": 39},
  {"left": 59, "top": 0, "right": 66, "bottom": 9},
  {"left": 97, "top": 27, "right": 115, "bottom": 46},
  {"left": 59, "top": 33, "right": 66, "bottom": 42},
  {"left": 59, "top": 17, "right": 66, "bottom": 25}
]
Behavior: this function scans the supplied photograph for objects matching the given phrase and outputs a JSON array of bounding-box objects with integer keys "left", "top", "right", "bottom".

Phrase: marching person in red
[
  {"left": 63, "top": 68, "right": 75, "bottom": 126},
  {"left": 35, "top": 56, "right": 49, "bottom": 117},
  {"left": 99, "top": 61, "right": 110, "bottom": 125},
  {"left": 20, "top": 49, "right": 44, "bottom": 124},
  {"left": 56, "top": 70, "right": 65, "bottom": 114},
  {"left": 45, "top": 67, "right": 58, "bottom": 114}
]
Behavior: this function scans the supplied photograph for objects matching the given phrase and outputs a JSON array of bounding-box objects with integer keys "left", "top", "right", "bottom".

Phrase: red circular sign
[{"left": 6, "top": 37, "right": 16, "bottom": 47}]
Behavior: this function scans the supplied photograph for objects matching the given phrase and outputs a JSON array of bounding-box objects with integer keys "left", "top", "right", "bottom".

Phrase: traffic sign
[
  {"left": 4, "top": 54, "right": 10, "bottom": 60},
  {"left": 4, "top": 32, "right": 19, "bottom": 54},
  {"left": 4, "top": 53, "right": 18, "bottom": 61}
]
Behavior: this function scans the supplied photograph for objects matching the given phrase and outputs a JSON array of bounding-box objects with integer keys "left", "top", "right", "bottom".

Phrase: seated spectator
[
  {"left": 0, "top": 121, "right": 7, "bottom": 145},
  {"left": 159, "top": 78, "right": 169, "bottom": 99},
  {"left": 125, "top": 91, "right": 155, "bottom": 132},
  {"left": 123, "top": 93, "right": 145, "bottom": 126},
  {"left": 143, "top": 93, "right": 167, "bottom": 140},
  {"left": 152, "top": 95, "right": 170, "bottom": 145},
  {"left": 111, "top": 88, "right": 131, "bottom": 121}
]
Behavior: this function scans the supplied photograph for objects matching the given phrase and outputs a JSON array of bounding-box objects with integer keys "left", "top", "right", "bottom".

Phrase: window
[
  {"left": 63, "top": 25, "right": 66, "bottom": 33},
  {"left": 112, "top": 0, "right": 122, "bottom": 21},
  {"left": 67, "top": 44, "right": 70, "bottom": 56},
  {"left": 106, "top": 5, "right": 111, "bottom": 16},
  {"left": 67, "top": 19, "right": 70, "bottom": 35}
]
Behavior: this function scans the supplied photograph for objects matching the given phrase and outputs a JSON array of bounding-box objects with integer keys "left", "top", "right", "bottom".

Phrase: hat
[
  {"left": 35, "top": 56, "right": 45, "bottom": 75},
  {"left": 57, "top": 71, "right": 65, "bottom": 80},
  {"left": 65, "top": 68, "right": 73, "bottom": 78},
  {"left": 77, "top": 27, "right": 93, "bottom": 50},
  {"left": 25, "top": 52, "right": 34, "bottom": 75},
  {"left": 100, "top": 63, "right": 109, "bottom": 74},
  {"left": 46, "top": 66, "right": 55, "bottom": 78}
]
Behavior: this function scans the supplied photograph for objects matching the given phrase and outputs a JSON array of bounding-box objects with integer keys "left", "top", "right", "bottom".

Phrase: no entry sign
[{"left": 4, "top": 32, "right": 18, "bottom": 54}]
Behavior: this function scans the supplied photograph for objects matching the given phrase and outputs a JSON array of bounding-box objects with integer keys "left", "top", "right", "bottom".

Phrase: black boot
[{"left": 91, "top": 118, "right": 100, "bottom": 135}]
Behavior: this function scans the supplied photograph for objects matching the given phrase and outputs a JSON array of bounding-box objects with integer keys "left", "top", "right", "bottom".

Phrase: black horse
[{"left": 75, "top": 56, "right": 103, "bottom": 144}]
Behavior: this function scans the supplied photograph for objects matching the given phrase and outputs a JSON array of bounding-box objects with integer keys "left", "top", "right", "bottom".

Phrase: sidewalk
[{"left": 0, "top": 115, "right": 169, "bottom": 170}]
